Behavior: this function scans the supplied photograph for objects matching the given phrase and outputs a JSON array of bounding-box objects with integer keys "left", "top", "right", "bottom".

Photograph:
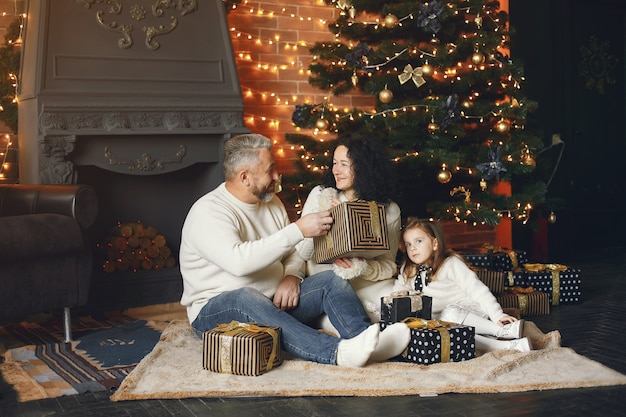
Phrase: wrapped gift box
[
  {"left": 203, "top": 321, "right": 282, "bottom": 376},
  {"left": 380, "top": 292, "right": 432, "bottom": 322},
  {"left": 496, "top": 287, "right": 550, "bottom": 316},
  {"left": 456, "top": 249, "right": 493, "bottom": 269},
  {"left": 483, "top": 245, "right": 528, "bottom": 271},
  {"left": 472, "top": 267, "right": 505, "bottom": 294},
  {"left": 522, "top": 264, "right": 582, "bottom": 305},
  {"left": 313, "top": 201, "right": 389, "bottom": 263},
  {"left": 381, "top": 319, "right": 475, "bottom": 365},
  {"left": 457, "top": 246, "right": 527, "bottom": 271}
]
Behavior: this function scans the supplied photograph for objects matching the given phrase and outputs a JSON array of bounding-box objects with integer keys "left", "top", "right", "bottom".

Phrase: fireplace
[{"left": 17, "top": 0, "right": 247, "bottom": 308}]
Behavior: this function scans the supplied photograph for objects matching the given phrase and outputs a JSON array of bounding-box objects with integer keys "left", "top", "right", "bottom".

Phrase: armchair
[{"left": 0, "top": 184, "right": 98, "bottom": 342}]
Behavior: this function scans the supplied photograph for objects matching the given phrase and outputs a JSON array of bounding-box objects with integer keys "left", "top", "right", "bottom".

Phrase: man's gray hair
[{"left": 223, "top": 133, "right": 272, "bottom": 180}]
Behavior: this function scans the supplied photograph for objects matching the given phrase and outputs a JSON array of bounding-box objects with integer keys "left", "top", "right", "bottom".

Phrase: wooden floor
[{"left": 1, "top": 246, "right": 626, "bottom": 417}]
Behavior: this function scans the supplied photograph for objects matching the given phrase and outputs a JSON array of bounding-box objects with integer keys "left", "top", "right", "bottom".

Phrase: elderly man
[{"left": 180, "top": 133, "right": 409, "bottom": 367}]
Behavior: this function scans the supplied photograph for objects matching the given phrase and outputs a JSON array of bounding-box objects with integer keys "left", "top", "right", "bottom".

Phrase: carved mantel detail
[
  {"left": 104, "top": 144, "right": 187, "bottom": 171},
  {"left": 39, "top": 110, "right": 245, "bottom": 135},
  {"left": 39, "top": 135, "right": 77, "bottom": 184},
  {"left": 76, "top": 0, "right": 198, "bottom": 50}
]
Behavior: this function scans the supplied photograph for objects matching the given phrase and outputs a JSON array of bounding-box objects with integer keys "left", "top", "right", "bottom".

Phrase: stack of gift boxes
[
  {"left": 459, "top": 245, "right": 583, "bottom": 317},
  {"left": 379, "top": 292, "right": 476, "bottom": 365}
]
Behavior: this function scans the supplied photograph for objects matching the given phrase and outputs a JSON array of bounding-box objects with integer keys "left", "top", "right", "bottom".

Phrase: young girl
[{"left": 394, "top": 218, "right": 532, "bottom": 352}]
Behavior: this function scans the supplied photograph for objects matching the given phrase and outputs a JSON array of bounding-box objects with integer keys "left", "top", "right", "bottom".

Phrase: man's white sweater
[{"left": 180, "top": 183, "right": 305, "bottom": 323}]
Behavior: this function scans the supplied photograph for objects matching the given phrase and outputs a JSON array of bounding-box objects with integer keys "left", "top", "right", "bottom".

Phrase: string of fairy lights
[{"left": 0, "top": 1, "right": 24, "bottom": 182}]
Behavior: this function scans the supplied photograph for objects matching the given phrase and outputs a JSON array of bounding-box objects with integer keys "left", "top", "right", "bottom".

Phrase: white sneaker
[
  {"left": 508, "top": 337, "right": 532, "bottom": 353},
  {"left": 496, "top": 319, "right": 524, "bottom": 340}
]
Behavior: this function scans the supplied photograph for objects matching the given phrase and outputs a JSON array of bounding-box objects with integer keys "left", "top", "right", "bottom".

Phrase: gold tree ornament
[
  {"left": 548, "top": 211, "right": 557, "bottom": 224},
  {"left": 471, "top": 51, "right": 485, "bottom": 65},
  {"left": 480, "top": 178, "right": 488, "bottom": 191},
  {"left": 427, "top": 118, "right": 440, "bottom": 133},
  {"left": 398, "top": 64, "right": 426, "bottom": 88},
  {"left": 378, "top": 86, "right": 393, "bottom": 103},
  {"left": 495, "top": 118, "right": 511, "bottom": 133},
  {"left": 315, "top": 118, "right": 329, "bottom": 130},
  {"left": 351, "top": 70, "right": 359, "bottom": 87},
  {"left": 384, "top": 14, "right": 399, "bottom": 28},
  {"left": 437, "top": 167, "right": 452, "bottom": 183},
  {"left": 451, "top": 186, "right": 471, "bottom": 202},
  {"left": 421, "top": 63, "right": 433, "bottom": 77},
  {"left": 522, "top": 154, "right": 536, "bottom": 169}
]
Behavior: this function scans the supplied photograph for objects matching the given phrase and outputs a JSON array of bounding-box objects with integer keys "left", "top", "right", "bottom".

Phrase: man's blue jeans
[{"left": 191, "top": 270, "right": 371, "bottom": 365}]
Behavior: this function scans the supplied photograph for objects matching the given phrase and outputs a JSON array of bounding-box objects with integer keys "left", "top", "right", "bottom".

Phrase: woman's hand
[{"left": 332, "top": 257, "right": 353, "bottom": 269}]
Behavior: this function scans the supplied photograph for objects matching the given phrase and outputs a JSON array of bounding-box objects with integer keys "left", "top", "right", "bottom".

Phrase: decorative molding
[
  {"left": 77, "top": 0, "right": 197, "bottom": 50},
  {"left": 39, "top": 135, "right": 77, "bottom": 184},
  {"left": 104, "top": 144, "right": 187, "bottom": 171},
  {"left": 39, "top": 110, "right": 244, "bottom": 134}
]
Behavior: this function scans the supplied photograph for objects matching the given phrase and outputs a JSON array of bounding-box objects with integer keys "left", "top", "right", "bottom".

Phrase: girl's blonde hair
[{"left": 399, "top": 218, "right": 455, "bottom": 281}]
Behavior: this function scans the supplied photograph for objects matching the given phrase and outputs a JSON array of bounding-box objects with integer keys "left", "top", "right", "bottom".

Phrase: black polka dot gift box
[
  {"left": 521, "top": 263, "right": 582, "bottom": 305},
  {"left": 456, "top": 245, "right": 528, "bottom": 271},
  {"left": 380, "top": 319, "right": 475, "bottom": 365}
]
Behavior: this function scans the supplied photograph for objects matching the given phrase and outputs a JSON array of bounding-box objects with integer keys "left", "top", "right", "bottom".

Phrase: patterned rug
[{"left": 0, "top": 312, "right": 163, "bottom": 402}]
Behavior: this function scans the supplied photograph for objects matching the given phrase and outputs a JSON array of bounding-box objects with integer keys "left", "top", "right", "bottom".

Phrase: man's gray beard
[{"left": 253, "top": 186, "right": 275, "bottom": 203}]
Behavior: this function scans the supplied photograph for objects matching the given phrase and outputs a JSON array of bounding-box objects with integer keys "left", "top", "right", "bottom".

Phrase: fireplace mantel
[{"left": 17, "top": 0, "right": 247, "bottom": 308}]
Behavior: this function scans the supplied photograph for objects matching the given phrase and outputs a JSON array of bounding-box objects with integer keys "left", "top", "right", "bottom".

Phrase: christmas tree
[{"left": 287, "top": 0, "right": 560, "bottom": 227}]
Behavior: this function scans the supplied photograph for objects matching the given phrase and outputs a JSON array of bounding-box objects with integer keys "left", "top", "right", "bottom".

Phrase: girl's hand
[
  {"left": 497, "top": 315, "right": 517, "bottom": 326},
  {"left": 330, "top": 197, "right": 342, "bottom": 208}
]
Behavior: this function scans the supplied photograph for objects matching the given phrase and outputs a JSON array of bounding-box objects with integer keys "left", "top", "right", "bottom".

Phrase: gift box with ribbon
[
  {"left": 483, "top": 244, "right": 528, "bottom": 271},
  {"left": 381, "top": 318, "right": 475, "bottom": 365},
  {"left": 313, "top": 201, "right": 389, "bottom": 263},
  {"left": 472, "top": 267, "right": 505, "bottom": 294},
  {"left": 521, "top": 263, "right": 582, "bottom": 305},
  {"left": 496, "top": 286, "right": 550, "bottom": 316},
  {"left": 380, "top": 291, "right": 432, "bottom": 322},
  {"left": 202, "top": 321, "right": 282, "bottom": 376},
  {"left": 457, "top": 245, "right": 528, "bottom": 271}
]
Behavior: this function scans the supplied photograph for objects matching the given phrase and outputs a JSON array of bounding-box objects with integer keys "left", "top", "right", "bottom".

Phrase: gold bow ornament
[
  {"left": 398, "top": 64, "right": 426, "bottom": 88},
  {"left": 204, "top": 321, "right": 281, "bottom": 376}
]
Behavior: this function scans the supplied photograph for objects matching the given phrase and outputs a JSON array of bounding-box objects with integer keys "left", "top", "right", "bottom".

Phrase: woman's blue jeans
[{"left": 191, "top": 270, "right": 371, "bottom": 365}]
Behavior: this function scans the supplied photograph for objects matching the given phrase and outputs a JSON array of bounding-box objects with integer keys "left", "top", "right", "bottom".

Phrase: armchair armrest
[{"left": 0, "top": 184, "right": 98, "bottom": 230}]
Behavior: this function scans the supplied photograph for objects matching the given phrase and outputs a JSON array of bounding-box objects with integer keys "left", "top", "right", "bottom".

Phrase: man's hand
[
  {"left": 295, "top": 211, "right": 333, "bottom": 238},
  {"left": 273, "top": 275, "right": 303, "bottom": 310}
]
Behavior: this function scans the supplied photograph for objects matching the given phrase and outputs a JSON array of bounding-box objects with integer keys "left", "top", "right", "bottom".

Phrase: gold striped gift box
[
  {"left": 202, "top": 321, "right": 282, "bottom": 376},
  {"left": 472, "top": 267, "right": 505, "bottom": 294},
  {"left": 313, "top": 201, "right": 389, "bottom": 263},
  {"left": 496, "top": 287, "right": 550, "bottom": 316}
]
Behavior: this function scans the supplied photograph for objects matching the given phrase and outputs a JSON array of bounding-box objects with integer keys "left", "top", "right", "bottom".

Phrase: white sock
[
  {"left": 476, "top": 334, "right": 531, "bottom": 352},
  {"left": 370, "top": 322, "right": 411, "bottom": 362},
  {"left": 336, "top": 324, "right": 379, "bottom": 367},
  {"left": 461, "top": 312, "right": 501, "bottom": 336}
]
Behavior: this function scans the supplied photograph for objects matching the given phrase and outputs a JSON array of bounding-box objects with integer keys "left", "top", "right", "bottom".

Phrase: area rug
[
  {"left": 1, "top": 319, "right": 161, "bottom": 402},
  {"left": 111, "top": 319, "right": 626, "bottom": 400}
]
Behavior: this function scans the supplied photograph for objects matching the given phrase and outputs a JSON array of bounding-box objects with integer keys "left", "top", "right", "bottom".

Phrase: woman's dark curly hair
[{"left": 321, "top": 136, "right": 396, "bottom": 204}]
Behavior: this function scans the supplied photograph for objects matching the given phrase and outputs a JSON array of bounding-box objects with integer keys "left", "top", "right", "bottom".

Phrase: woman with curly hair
[{"left": 295, "top": 136, "right": 401, "bottom": 324}]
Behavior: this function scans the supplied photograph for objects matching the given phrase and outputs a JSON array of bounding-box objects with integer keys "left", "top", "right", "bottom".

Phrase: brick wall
[{"left": 226, "top": 0, "right": 375, "bottom": 175}]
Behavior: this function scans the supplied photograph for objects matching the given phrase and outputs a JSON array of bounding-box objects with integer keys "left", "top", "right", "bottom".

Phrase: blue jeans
[{"left": 191, "top": 270, "right": 371, "bottom": 365}]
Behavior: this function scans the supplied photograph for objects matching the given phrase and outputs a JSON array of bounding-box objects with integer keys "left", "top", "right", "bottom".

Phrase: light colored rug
[{"left": 111, "top": 319, "right": 626, "bottom": 401}]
